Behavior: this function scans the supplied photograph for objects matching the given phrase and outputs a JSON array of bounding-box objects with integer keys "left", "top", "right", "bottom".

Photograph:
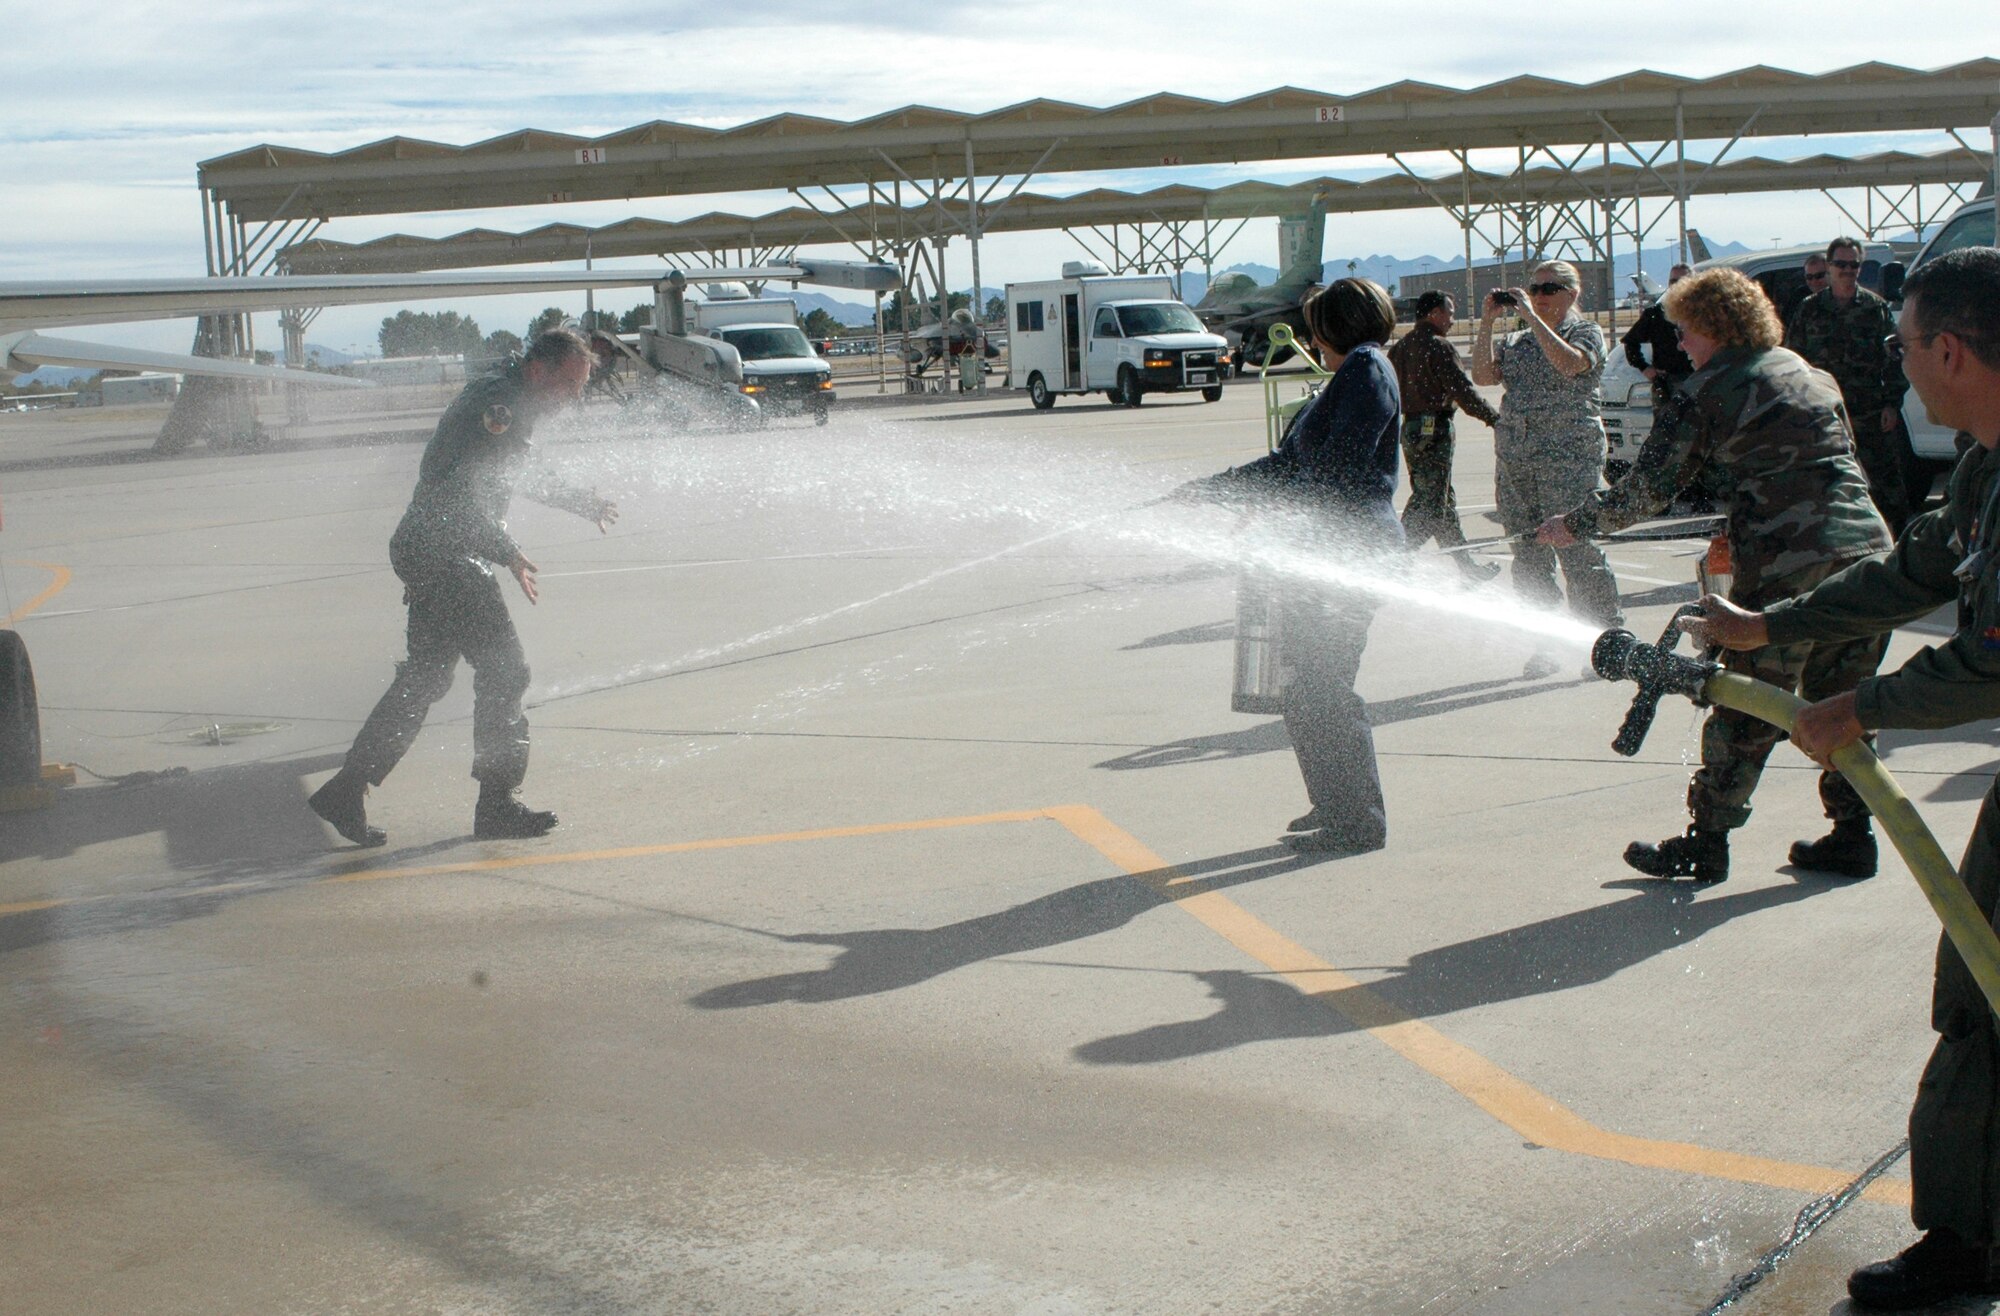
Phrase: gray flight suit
[{"left": 1764, "top": 441, "right": 2000, "bottom": 1243}]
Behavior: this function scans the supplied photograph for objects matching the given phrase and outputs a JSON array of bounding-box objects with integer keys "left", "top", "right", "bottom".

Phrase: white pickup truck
[{"left": 689, "top": 286, "right": 835, "bottom": 425}]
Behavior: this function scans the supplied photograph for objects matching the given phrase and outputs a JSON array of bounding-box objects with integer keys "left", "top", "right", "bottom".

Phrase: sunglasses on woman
[{"left": 1526, "top": 282, "right": 1571, "bottom": 296}]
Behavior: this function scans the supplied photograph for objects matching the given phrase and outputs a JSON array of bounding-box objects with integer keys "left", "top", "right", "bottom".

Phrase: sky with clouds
[{"left": 5, "top": 0, "right": 1997, "bottom": 355}]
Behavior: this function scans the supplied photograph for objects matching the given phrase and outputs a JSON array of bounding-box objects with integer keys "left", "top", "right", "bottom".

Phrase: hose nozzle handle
[{"left": 1593, "top": 605, "right": 1719, "bottom": 757}]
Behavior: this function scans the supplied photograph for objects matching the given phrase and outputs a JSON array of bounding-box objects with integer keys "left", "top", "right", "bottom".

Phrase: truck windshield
[
  {"left": 1115, "top": 303, "right": 1204, "bottom": 336},
  {"left": 720, "top": 326, "right": 817, "bottom": 361},
  {"left": 1913, "top": 207, "right": 1996, "bottom": 273}
]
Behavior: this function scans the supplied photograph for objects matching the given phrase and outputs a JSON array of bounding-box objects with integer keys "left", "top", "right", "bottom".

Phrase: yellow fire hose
[{"left": 1595, "top": 619, "right": 2000, "bottom": 1019}]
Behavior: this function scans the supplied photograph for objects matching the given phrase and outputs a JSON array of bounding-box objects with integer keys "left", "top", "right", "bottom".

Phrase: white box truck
[
  {"left": 1006, "top": 262, "right": 1231, "bottom": 409},
  {"left": 688, "top": 285, "right": 835, "bottom": 425}
]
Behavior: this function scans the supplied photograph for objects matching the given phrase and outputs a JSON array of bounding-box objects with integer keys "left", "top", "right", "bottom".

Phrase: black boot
[
  {"left": 307, "top": 770, "right": 387, "bottom": 848},
  {"left": 1849, "top": 1228, "right": 2000, "bottom": 1309},
  {"left": 474, "top": 786, "right": 558, "bottom": 839},
  {"left": 1623, "top": 825, "right": 1728, "bottom": 883},
  {"left": 1789, "top": 817, "right": 1878, "bottom": 879}
]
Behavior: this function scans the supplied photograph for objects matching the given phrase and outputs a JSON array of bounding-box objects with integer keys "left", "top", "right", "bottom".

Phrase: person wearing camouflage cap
[
  {"left": 1538, "top": 266, "right": 1892, "bottom": 884},
  {"left": 1786, "top": 236, "right": 1913, "bottom": 534}
]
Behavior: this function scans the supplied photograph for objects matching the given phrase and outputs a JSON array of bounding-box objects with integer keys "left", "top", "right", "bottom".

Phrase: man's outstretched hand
[
  {"left": 510, "top": 551, "right": 540, "bottom": 605},
  {"left": 594, "top": 496, "right": 619, "bottom": 534}
]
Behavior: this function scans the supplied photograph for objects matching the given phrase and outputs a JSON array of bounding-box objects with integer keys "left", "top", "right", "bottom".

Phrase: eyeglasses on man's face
[
  {"left": 1804, "top": 269, "right": 1829, "bottom": 283},
  {"left": 1526, "top": 281, "right": 1571, "bottom": 296},
  {"left": 1883, "top": 331, "right": 1939, "bottom": 362},
  {"left": 1829, "top": 259, "right": 1862, "bottom": 272}
]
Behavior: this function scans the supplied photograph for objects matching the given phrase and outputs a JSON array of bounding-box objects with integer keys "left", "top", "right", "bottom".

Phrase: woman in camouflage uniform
[
  {"left": 1472, "top": 260, "right": 1624, "bottom": 677},
  {"left": 1537, "top": 267, "right": 1893, "bottom": 883}
]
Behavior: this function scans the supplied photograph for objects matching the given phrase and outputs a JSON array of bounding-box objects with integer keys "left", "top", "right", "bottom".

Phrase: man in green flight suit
[
  {"left": 1786, "top": 235, "right": 1913, "bottom": 534},
  {"left": 1690, "top": 246, "right": 2000, "bottom": 1310}
]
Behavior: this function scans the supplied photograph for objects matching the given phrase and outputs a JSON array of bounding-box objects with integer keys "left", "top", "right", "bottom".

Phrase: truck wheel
[
  {"left": 1027, "top": 373, "right": 1056, "bottom": 410},
  {"left": 1201, "top": 385, "right": 1223, "bottom": 403},
  {"left": 1117, "top": 366, "right": 1144, "bottom": 408},
  {"left": 0, "top": 630, "right": 42, "bottom": 788},
  {"left": 813, "top": 405, "right": 830, "bottom": 427}
]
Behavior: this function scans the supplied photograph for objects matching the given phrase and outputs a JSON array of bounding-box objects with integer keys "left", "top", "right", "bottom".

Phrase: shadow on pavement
[
  {"left": 1121, "top": 619, "right": 1234, "bottom": 650},
  {"left": 1072, "top": 877, "right": 1828, "bottom": 1066},
  {"left": 690, "top": 844, "right": 1317, "bottom": 1009},
  {"left": 1095, "top": 677, "right": 1589, "bottom": 771},
  {"left": 0, "top": 753, "right": 475, "bottom": 956}
]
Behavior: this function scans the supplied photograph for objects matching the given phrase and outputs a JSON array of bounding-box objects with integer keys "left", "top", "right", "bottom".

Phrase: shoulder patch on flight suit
[{"left": 483, "top": 403, "right": 514, "bottom": 436}]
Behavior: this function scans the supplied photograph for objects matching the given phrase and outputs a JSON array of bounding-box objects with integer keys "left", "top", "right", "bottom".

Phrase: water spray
[{"left": 1589, "top": 610, "right": 2000, "bottom": 1020}]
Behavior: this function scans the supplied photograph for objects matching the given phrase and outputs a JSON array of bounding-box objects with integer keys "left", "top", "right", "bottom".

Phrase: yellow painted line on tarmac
[
  {"left": 2, "top": 798, "right": 1910, "bottom": 1207},
  {"left": 3, "top": 559, "right": 73, "bottom": 624},
  {"left": 0, "top": 810, "right": 1052, "bottom": 919},
  {"left": 1041, "top": 803, "right": 1912, "bottom": 1209}
]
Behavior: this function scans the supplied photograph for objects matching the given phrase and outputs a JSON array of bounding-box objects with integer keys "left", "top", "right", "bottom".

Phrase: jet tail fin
[{"left": 1685, "top": 229, "right": 1713, "bottom": 265}]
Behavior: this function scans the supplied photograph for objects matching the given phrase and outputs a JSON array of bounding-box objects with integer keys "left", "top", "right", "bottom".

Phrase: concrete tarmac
[{"left": 1, "top": 380, "right": 1991, "bottom": 1314}]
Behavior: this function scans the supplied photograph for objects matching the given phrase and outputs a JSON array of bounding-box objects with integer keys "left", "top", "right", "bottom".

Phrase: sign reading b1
[
  {"left": 575, "top": 147, "right": 608, "bottom": 165},
  {"left": 1313, "top": 106, "right": 1344, "bottom": 124}
]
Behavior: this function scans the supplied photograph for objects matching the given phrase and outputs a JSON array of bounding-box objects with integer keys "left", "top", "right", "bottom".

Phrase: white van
[
  {"left": 688, "top": 286, "right": 835, "bottom": 425},
  {"left": 1006, "top": 262, "right": 1231, "bottom": 409}
]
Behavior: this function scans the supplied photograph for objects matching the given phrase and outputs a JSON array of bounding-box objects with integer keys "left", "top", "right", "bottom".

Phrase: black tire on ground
[
  {"left": 1117, "top": 366, "right": 1144, "bottom": 408},
  {"left": 1028, "top": 373, "right": 1056, "bottom": 410},
  {"left": 813, "top": 405, "right": 830, "bottom": 427},
  {"left": 1201, "top": 385, "right": 1223, "bottom": 402},
  {"left": 0, "top": 630, "right": 42, "bottom": 788}
]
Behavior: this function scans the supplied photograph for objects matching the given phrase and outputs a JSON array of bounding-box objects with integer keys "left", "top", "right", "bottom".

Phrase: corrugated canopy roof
[
  {"left": 201, "top": 61, "right": 2000, "bottom": 223},
  {"left": 277, "top": 148, "right": 1993, "bottom": 276}
]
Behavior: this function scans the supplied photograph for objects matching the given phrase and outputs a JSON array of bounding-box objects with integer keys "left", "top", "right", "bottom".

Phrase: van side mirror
[{"left": 1880, "top": 261, "right": 1907, "bottom": 303}]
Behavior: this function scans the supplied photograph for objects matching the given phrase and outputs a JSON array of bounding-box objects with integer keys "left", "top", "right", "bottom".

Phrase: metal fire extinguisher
[
  {"left": 1696, "top": 534, "right": 1733, "bottom": 601},
  {"left": 1232, "top": 572, "right": 1290, "bottom": 714}
]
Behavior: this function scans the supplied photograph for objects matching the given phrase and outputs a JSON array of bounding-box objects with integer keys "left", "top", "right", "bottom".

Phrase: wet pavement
[{"left": 2, "top": 381, "right": 1994, "bottom": 1314}]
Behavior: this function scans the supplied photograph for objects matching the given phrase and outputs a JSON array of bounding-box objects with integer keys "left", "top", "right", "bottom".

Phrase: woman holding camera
[{"left": 1471, "top": 260, "right": 1624, "bottom": 676}]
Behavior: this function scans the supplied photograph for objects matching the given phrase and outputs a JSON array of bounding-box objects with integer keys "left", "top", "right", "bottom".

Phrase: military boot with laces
[
  {"left": 1848, "top": 1228, "right": 2000, "bottom": 1310},
  {"left": 1789, "top": 817, "right": 1878, "bottom": 879},
  {"left": 307, "top": 770, "right": 387, "bottom": 848},
  {"left": 474, "top": 787, "right": 558, "bottom": 840},
  {"left": 1623, "top": 825, "right": 1728, "bottom": 883}
]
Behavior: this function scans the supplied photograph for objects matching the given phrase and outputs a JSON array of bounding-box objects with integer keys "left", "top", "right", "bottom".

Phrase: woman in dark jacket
[{"left": 1214, "top": 279, "right": 1406, "bottom": 853}]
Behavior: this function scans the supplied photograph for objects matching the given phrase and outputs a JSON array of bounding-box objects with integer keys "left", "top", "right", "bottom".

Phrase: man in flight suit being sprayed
[{"left": 309, "top": 327, "right": 617, "bottom": 847}]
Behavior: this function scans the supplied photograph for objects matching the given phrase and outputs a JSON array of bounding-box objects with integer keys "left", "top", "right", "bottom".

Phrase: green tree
[
  {"left": 984, "top": 295, "right": 1005, "bottom": 323},
  {"left": 377, "top": 309, "right": 484, "bottom": 357},
  {"left": 617, "top": 301, "right": 653, "bottom": 332},
  {"left": 527, "top": 307, "right": 570, "bottom": 340},
  {"left": 578, "top": 308, "right": 620, "bottom": 333},
  {"left": 801, "top": 308, "right": 841, "bottom": 342},
  {"left": 482, "top": 329, "right": 522, "bottom": 361}
]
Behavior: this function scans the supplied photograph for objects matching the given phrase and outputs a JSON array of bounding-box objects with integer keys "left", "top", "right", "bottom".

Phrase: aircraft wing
[
  {"left": 2, "top": 331, "right": 374, "bottom": 389},
  {"left": 0, "top": 260, "right": 899, "bottom": 334}
]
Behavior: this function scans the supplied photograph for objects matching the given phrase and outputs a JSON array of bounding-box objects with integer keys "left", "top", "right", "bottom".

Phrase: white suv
[{"left": 1890, "top": 198, "right": 1995, "bottom": 472}]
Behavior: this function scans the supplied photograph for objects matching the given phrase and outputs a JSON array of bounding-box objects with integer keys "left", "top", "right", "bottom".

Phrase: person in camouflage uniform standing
[
  {"left": 1785, "top": 236, "right": 1913, "bottom": 534},
  {"left": 1689, "top": 247, "right": 2000, "bottom": 1311},
  {"left": 1387, "top": 291, "right": 1502, "bottom": 583},
  {"left": 1540, "top": 267, "right": 1891, "bottom": 883},
  {"left": 1472, "top": 259, "right": 1624, "bottom": 677}
]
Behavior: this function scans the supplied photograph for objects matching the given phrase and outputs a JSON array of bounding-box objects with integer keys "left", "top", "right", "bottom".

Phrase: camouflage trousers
[
  {"left": 1850, "top": 413, "right": 1913, "bottom": 538},
  {"left": 1494, "top": 434, "right": 1624, "bottom": 628},
  {"left": 1398, "top": 413, "right": 1472, "bottom": 549},
  {"left": 1688, "top": 561, "right": 1889, "bottom": 830}
]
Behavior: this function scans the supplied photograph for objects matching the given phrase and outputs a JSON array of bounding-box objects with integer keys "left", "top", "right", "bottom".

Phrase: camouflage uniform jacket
[
  {"left": 390, "top": 363, "right": 600, "bottom": 578},
  {"left": 1564, "top": 345, "right": 1891, "bottom": 603},
  {"left": 1764, "top": 442, "right": 2000, "bottom": 731},
  {"left": 1493, "top": 312, "right": 1608, "bottom": 464},
  {"left": 1782, "top": 286, "right": 1907, "bottom": 419}
]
